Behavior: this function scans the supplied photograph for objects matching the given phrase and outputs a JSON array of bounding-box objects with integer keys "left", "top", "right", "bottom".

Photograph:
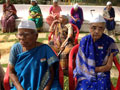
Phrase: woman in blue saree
[
  {"left": 73, "top": 15, "right": 119, "bottom": 90},
  {"left": 9, "top": 20, "right": 61, "bottom": 90},
  {"left": 103, "top": 1, "right": 115, "bottom": 33},
  {"left": 28, "top": 0, "right": 43, "bottom": 31}
]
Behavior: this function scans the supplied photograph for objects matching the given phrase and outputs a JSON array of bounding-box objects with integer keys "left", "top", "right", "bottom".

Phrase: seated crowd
[{"left": 0, "top": 0, "right": 119, "bottom": 90}]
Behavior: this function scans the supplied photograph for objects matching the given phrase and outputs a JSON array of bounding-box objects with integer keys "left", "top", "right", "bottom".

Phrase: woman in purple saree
[{"left": 70, "top": 3, "right": 83, "bottom": 30}]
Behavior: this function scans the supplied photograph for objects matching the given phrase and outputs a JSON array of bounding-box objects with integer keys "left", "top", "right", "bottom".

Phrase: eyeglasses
[
  {"left": 15, "top": 32, "right": 33, "bottom": 38},
  {"left": 90, "top": 26, "right": 105, "bottom": 31}
]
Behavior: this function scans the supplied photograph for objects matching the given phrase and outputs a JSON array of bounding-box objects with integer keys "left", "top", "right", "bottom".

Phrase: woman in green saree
[{"left": 28, "top": 0, "right": 43, "bottom": 31}]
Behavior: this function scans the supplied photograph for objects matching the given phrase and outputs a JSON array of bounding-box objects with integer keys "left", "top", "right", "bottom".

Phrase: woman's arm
[
  {"left": 95, "top": 53, "right": 113, "bottom": 72},
  {"left": 34, "top": 13, "right": 42, "bottom": 17},
  {"left": 44, "top": 66, "right": 54, "bottom": 90},
  {"left": 49, "top": 6, "right": 53, "bottom": 14},
  {"left": 61, "top": 24, "right": 73, "bottom": 48},
  {"left": 49, "top": 20, "right": 59, "bottom": 32},
  {"left": 9, "top": 64, "right": 24, "bottom": 90},
  {"left": 71, "top": 15, "right": 76, "bottom": 22}
]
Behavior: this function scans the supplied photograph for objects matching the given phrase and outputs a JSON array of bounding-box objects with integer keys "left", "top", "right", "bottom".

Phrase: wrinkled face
[
  {"left": 53, "top": 2, "right": 58, "bottom": 6},
  {"left": 6, "top": 0, "right": 10, "bottom": 4},
  {"left": 107, "top": 5, "right": 112, "bottom": 10},
  {"left": 31, "top": 1, "right": 36, "bottom": 6},
  {"left": 90, "top": 23, "right": 105, "bottom": 42},
  {"left": 16, "top": 29, "right": 38, "bottom": 47}
]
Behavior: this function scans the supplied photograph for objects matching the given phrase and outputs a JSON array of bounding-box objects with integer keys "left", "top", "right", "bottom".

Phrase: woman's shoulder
[
  {"left": 111, "top": 7, "right": 115, "bottom": 11},
  {"left": 71, "top": 7, "right": 74, "bottom": 10},
  {"left": 10, "top": 43, "right": 22, "bottom": 53},
  {"left": 50, "top": 6, "right": 53, "bottom": 8},
  {"left": 3, "top": 3, "right": 6, "bottom": 7},
  {"left": 81, "top": 34, "right": 91, "bottom": 40},
  {"left": 12, "top": 43, "right": 21, "bottom": 48},
  {"left": 57, "top": 5, "right": 61, "bottom": 8},
  {"left": 37, "top": 43, "right": 50, "bottom": 49},
  {"left": 103, "top": 34, "right": 114, "bottom": 43}
]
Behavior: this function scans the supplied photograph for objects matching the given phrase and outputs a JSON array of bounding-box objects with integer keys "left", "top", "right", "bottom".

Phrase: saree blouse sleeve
[
  {"left": 9, "top": 43, "right": 22, "bottom": 66},
  {"left": 103, "top": 8, "right": 110, "bottom": 18},
  {"left": 108, "top": 40, "right": 119, "bottom": 56},
  {"left": 45, "top": 45, "right": 59, "bottom": 66},
  {"left": 110, "top": 8, "right": 115, "bottom": 18},
  {"left": 49, "top": 6, "right": 53, "bottom": 14},
  {"left": 70, "top": 8, "right": 74, "bottom": 16}
]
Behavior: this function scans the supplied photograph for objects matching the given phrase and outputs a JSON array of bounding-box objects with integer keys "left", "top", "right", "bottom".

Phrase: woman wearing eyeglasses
[
  {"left": 9, "top": 20, "right": 62, "bottom": 90},
  {"left": 74, "top": 15, "right": 119, "bottom": 90}
]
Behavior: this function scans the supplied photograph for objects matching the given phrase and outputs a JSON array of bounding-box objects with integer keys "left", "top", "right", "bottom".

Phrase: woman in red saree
[{"left": 1, "top": 0, "right": 17, "bottom": 33}]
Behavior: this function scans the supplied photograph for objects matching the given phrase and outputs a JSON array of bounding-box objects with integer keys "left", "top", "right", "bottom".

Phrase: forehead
[
  {"left": 31, "top": 1, "right": 36, "bottom": 3},
  {"left": 90, "top": 23, "right": 105, "bottom": 27},
  {"left": 18, "top": 28, "right": 34, "bottom": 33}
]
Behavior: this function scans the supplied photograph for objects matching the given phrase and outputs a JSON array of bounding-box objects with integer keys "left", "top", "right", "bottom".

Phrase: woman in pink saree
[
  {"left": 46, "top": 0, "right": 62, "bottom": 26},
  {"left": 1, "top": 0, "right": 17, "bottom": 33}
]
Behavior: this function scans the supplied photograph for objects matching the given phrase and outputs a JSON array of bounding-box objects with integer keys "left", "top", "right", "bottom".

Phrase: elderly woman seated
[
  {"left": 70, "top": 3, "right": 83, "bottom": 30},
  {"left": 28, "top": 0, "right": 43, "bottom": 31},
  {"left": 48, "top": 15, "right": 75, "bottom": 70},
  {"left": 9, "top": 20, "right": 62, "bottom": 90},
  {"left": 103, "top": 1, "right": 116, "bottom": 35},
  {"left": 1, "top": 0, "right": 17, "bottom": 33},
  {"left": 73, "top": 15, "right": 119, "bottom": 90},
  {"left": 46, "top": 0, "right": 62, "bottom": 26}
]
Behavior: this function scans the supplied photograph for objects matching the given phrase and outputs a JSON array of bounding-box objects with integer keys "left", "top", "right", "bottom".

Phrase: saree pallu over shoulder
[
  {"left": 11, "top": 44, "right": 61, "bottom": 90},
  {"left": 1, "top": 4, "right": 17, "bottom": 33},
  {"left": 73, "top": 34, "right": 96, "bottom": 82},
  {"left": 28, "top": 5, "right": 43, "bottom": 29},
  {"left": 103, "top": 7, "right": 115, "bottom": 31},
  {"left": 74, "top": 34, "right": 119, "bottom": 90}
]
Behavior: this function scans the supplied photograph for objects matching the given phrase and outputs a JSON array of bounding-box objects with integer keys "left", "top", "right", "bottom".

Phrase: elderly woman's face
[
  {"left": 107, "top": 5, "right": 112, "bottom": 10},
  {"left": 53, "top": 2, "right": 58, "bottom": 6},
  {"left": 31, "top": 1, "right": 36, "bottom": 5},
  {"left": 90, "top": 23, "right": 105, "bottom": 42},
  {"left": 6, "top": 0, "right": 10, "bottom": 4},
  {"left": 16, "top": 29, "right": 38, "bottom": 47}
]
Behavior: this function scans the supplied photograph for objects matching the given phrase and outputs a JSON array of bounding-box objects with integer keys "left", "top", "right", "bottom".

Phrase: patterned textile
[
  {"left": 28, "top": 5, "right": 43, "bottom": 30},
  {"left": 46, "top": 6, "right": 62, "bottom": 26},
  {"left": 1, "top": 4, "right": 17, "bottom": 33},
  {"left": 103, "top": 7, "right": 115, "bottom": 31},
  {"left": 9, "top": 43, "right": 61, "bottom": 90},
  {"left": 74, "top": 34, "right": 119, "bottom": 90},
  {"left": 70, "top": 7, "right": 83, "bottom": 30},
  {"left": 49, "top": 23, "right": 74, "bottom": 69}
]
